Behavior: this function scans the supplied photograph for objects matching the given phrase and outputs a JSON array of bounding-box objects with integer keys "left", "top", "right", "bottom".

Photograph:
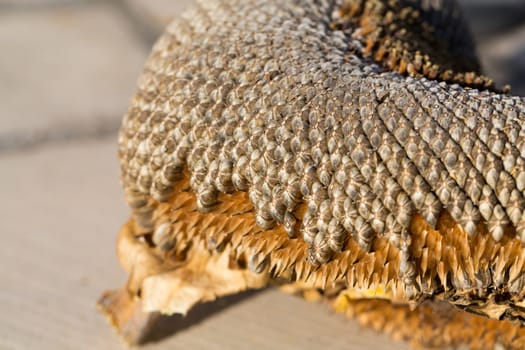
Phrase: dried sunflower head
[{"left": 99, "top": 0, "right": 525, "bottom": 348}]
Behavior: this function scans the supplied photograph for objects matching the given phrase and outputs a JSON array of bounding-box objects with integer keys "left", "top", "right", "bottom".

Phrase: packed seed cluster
[{"left": 118, "top": 0, "right": 525, "bottom": 273}]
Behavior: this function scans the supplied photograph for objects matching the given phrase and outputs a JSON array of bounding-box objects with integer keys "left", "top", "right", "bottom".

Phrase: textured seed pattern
[{"left": 118, "top": 0, "right": 525, "bottom": 278}]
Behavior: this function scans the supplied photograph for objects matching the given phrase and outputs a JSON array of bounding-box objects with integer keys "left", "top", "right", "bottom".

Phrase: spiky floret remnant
[
  {"left": 335, "top": 0, "right": 507, "bottom": 91},
  {"left": 100, "top": 0, "right": 525, "bottom": 348}
]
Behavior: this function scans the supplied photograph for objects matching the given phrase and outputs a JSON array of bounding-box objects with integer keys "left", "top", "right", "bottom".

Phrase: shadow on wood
[{"left": 140, "top": 289, "right": 264, "bottom": 345}]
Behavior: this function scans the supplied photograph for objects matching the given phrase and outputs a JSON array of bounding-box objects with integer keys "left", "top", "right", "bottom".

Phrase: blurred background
[{"left": 0, "top": 1, "right": 524, "bottom": 349}]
